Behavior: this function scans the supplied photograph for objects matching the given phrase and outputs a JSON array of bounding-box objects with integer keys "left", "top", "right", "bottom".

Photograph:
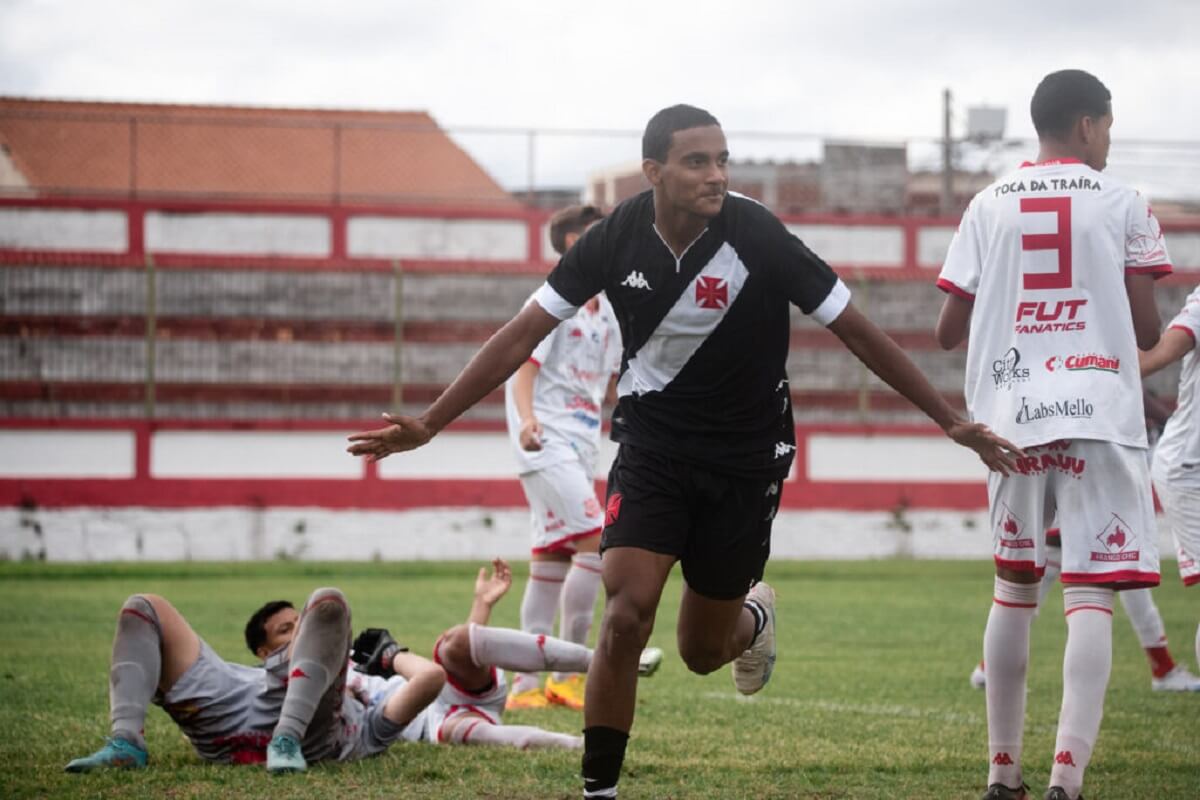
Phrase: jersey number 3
[{"left": 1020, "top": 196, "right": 1072, "bottom": 290}]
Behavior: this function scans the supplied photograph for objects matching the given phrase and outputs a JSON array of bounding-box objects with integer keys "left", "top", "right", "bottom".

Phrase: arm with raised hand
[{"left": 347, "top": 302, "right": 561, "bottom": 461}]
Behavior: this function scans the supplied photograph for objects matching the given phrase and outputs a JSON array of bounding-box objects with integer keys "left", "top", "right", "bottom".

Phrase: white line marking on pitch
[{"left": 702, "top": 691, "right": 982, "bottom": 725}]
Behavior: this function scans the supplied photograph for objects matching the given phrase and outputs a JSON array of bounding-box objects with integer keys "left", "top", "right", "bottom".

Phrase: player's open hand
[
  {"left": 346, "top": 413, "right": 433, "bottom": 462},
  {"left": 947, "top": 421, "right": 1024, "bottom": 476},
  {"left": 518, "top": 418, "right": 544, "bottom": 452},
  {"left": 474, "top": 558, "right": 513, "bottom": 607}
]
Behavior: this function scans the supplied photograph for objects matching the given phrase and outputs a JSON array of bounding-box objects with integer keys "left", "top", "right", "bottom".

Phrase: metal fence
[{"left": 4, "top": 105, "right": 1200, "bottom": 212}]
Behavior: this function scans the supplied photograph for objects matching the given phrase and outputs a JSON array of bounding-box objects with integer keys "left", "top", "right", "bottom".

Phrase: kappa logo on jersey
[
  {"left": 997, "top": 505, "right": 1034, "bottom": 549},
  {"left": 1092, "top": 514, "right": 1140, "bottom": 563},
  {"left": 773, "top": 442, "right": 796, "bottom": 459},
  {"left": 620, "top": 270, "right": 652, "bottom": 290},
  {"left": 1015, "top": 396, "right": 1094, "bottom": 424},
  {"left": 604, "top": 493, "right": 622, "bottom": 527},
  {"left": 991, "top": 347, "right": 1030, "bottom": 389},
  {"left": 289, "top": 667, "right": 309, "bottom": 680},
  {"left": 1044, "top": 353, "right": 1120, "bottom": 374},
  {"left": 695, "top": 275, "right": 729, "bottom": 309},
  {"left": 1014, "top": 299, "right": 1088, "bottom": 334}
]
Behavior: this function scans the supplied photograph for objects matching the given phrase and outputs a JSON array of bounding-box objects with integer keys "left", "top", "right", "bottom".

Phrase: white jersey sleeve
[
  {"left": 937, "top": 199, "right": 983, "bottom": 300},
  {"left": 1124, "top": 194, "right": 1172, "bottom": 275}
]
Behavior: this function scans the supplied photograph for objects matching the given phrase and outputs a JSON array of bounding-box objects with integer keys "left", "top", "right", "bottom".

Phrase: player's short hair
[
  {"left": 547, "top": 204, "right": 605, "bottom": 256},
  {"left": 244, "top": 600, "right": 294, "bottom": 655},
  {"left": 1030, "top": 69, "right": 1111, "bottom": 140},
  {"left": 642, "top": 104, "right": 721, "bottom": 162}
]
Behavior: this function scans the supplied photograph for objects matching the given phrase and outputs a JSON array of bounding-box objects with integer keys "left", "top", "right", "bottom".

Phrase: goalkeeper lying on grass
[{"left": 66, "top": 558, "right": 663, "bottom": 774}]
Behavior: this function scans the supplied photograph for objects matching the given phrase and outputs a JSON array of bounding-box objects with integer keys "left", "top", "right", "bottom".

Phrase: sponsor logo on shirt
[
  {"left": 1092, "top": 514, "right": 1140, "bottom": 563},
  {"left": 1015, "top": 396, "right": 1094, "bottom": 424},
  {"left": 1011, "top": 440, "right": 1086, "bottom": 478},
  {"left": 992, "top": 347, "right": 1030, "bottom": 389},
  {"left": 1043, "top": 353, "right": 1120, "bottom": 373},
  {"left": 1014, "top": 299, "right": 1087, "bottom": 334},
  {"left": 773, "top": 442, "right": 796, "bottom": 459},
  {"left": 620, "top": 270, "right": 653, "bottom": 290}
]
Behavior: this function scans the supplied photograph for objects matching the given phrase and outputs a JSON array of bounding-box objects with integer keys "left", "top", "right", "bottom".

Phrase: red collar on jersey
[{"left": 1019, "top": 157, "right": 1084, "bottom": 168}]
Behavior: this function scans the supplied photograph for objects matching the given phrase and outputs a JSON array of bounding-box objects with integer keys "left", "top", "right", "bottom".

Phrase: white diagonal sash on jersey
[{"left": 617, "top": 241, "right": 749, "bottom": 398}]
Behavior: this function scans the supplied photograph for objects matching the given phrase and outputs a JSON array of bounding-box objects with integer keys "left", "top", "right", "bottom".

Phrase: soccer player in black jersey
[{"left": 349, "top": 104, "right": 1021, "bottom": 798}]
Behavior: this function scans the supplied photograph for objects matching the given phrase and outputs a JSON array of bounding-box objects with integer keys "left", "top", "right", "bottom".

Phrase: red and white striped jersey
[{"left": 938, "top": 158, "right": 1171, "bottom": 448}]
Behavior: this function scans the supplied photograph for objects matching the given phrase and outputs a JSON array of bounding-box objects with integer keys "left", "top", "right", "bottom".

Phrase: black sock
[
  {"left": 744, "top": 599, "right": 766, "bottom": 647},
  {"left": 582, "top": 726, "right": 629, "bottom": 798}
]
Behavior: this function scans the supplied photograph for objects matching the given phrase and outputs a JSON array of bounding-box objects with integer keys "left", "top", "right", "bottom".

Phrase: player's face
[
  {"left": 259, "top": 606, "right": 299, "bottom": 657},
  {"left": 651, "top": 125, "right": 729, "bottom": 219},
  {"left": 1083, "top": 109, "right": 1113, "bottom": 171}
]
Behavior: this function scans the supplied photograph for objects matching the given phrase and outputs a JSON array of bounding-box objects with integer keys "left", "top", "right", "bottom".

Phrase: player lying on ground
[
  {"left": 347, "top": 558, "right": 662, "bottom": 762},
  {"left": 64, "top": 585, "right": 445, "bottom": 772},
  {"left": 66, "top": 560, "right": 661, "bottom": 773}
]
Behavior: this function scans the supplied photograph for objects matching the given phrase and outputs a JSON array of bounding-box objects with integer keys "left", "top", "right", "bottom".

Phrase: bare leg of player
[{"left": 582, "top": 547, "right": 674, "bottom": 799}]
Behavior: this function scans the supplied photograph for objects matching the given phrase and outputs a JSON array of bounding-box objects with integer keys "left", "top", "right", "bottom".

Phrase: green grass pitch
[{"left": 0, "top": 559, "right": 1195, "bottom": 799}]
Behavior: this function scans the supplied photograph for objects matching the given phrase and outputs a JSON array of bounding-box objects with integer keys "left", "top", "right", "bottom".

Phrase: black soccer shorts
[{"left": 600, "top": 443, "right": 781, "bottom": 600}]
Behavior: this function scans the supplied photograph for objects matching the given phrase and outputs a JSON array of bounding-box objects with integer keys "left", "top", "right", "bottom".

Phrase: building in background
[{"left": 0, "top": 97, "right": 518, "bottom": 207}]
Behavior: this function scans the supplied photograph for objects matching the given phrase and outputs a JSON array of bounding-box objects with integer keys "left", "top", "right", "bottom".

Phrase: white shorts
[
  {"left": 988, "top": 439, "right": 1159, "bottom": 588},
  {"left": 1150, "top": 476, "right": 1200, "bottom": 587},
  {"left": 420, "top": 634, "right": 509, "bottom": 744},
  {"left": 519, "top": 457, "right": 604, "bottom": 555}
]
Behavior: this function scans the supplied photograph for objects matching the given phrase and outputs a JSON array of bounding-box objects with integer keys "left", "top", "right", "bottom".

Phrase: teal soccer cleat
[
  {"left": 64, "top": 737, "right": 148, "bottom": 773},
  {"left": 266, "top": 734, "right": 307, "bottom": 774}
]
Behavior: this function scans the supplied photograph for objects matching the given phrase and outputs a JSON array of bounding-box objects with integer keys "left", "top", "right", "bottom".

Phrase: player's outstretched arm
[
  {"left": 828, "top": 302, "right": 1023, "bottom": 474},
  {"left": 347, "top": 303, "right": 561, "bottom": 461},
  {"left": 1139, "top": 327, "right": 1194, "bottom": 378}
]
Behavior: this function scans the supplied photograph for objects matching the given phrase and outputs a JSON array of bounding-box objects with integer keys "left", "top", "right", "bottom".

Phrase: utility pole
[{"left": 941, "top": 88, "right": 954, "bottom": 217}]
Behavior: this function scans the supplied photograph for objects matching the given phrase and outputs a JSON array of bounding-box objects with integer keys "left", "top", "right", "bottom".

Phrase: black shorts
[{"left": 601, "top": 443, "right": 781, "bottom": 600}]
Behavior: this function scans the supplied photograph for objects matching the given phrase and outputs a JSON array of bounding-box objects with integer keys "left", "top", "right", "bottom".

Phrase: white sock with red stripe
[
  {"left": 984, "top": 577, "right": 1039, "bottom": 789},
  {"left": 468, "top": 623, "right": 592, "bottom": 674},
  {"left": 513, "top": 560, "right": 569, "bottom": 693},
  {"left": 556, "top": 552, "right": 602, "bottom": 680},
  {"left": 1050, "top": 586, "right": 1114, "bottom": 797},
  {"left": 1118, "top": 588, "right": 1174, "bottom": 677}
]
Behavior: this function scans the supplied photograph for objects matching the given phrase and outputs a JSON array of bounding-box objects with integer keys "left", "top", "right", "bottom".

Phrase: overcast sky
[{"left": 2, "top": 0, "right": 1199, "bottom": 196}]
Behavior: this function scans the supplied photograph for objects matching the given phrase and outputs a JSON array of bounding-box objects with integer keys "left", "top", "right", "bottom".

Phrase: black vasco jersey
[{"left": 533, "top": 190, "right": 849, "bottom": 479}]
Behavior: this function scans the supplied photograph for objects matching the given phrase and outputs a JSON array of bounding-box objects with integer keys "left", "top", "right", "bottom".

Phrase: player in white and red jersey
[
  {"left": 65, "top": 562, "right": 662, "bottom": 774},
  {"left": 504, "top": 204, "right": 621, "bottom": 713},
  {"left": 1140, "top": 284, "right": 1200, "bottom": 680},
  {"left": 936, "top": 69, "right": 1171, "bottom": 800}
]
